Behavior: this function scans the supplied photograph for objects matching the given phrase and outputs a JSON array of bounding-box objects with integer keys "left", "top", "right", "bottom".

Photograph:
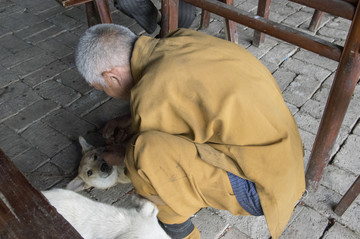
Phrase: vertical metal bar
[
  {"left": 333, "top": 175, "right": 360, "bottom": 216},
  {"left": 253, "top": 0, "right": 271, "bottom": 47},
  {"left": 95, "top": 0, "right": 113, "bottom": 23},
  {"left": 222, "top": 0, "right": 238, "bottom": 44},
  {"left": 305, "top": 1, "right": 360, "bottom": 192},
  {"left": 161, "top": 0, "right": 179, "bottom": 37}
]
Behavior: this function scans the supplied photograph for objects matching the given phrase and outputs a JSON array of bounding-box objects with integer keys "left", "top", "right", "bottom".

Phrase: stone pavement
[{"left": 0, "top": 0, "right": 359, "bottom": 238}]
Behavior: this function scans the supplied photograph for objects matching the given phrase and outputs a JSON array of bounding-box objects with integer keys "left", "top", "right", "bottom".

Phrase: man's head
[{"left": 75, "top": 24, "right": 138, "bottom": 99}]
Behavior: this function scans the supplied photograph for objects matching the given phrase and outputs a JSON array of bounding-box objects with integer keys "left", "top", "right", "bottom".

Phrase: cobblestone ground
[{"left": 0, "top": 0, "right": 359, "bottom": 238}]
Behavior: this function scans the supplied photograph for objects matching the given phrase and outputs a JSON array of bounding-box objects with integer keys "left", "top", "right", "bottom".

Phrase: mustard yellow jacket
[{"left": 130, "top": 29, "right": 305, "bottom": 238}]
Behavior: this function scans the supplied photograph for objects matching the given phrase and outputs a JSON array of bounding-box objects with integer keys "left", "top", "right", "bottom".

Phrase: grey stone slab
[
  {"left": 298, "top": 128, "right": 315, "bottom": 152},
  {"left": 23, "top": 59, "right": 70, "bottom": 87},
  {"left": 0, "top": 124, "right": 31, "bottom": 158},
  {"left": 0, "top": 45, "right": 46, "bottom": 68},
  {"left": 52, "top": 31, "right": 80, "bottom": 49},
  {"left": 354, "top": 122, "right": 360, "bottom": 136},
  {"left": 42, "top": 109, "right": 96, "bottom": 140},
  {"left": 24, "top": 162, "right": 64, "bottom": 190},
  {"left": 4, "top": 99, "right": 59, "bottom": 133},
  {"left": 36, "top": 37, "right": 73, "bottom": 58},
  {"left": 0, "top": 11, "right": 43, "bottom": 32},
  {"left": 47, "top": 13, "right": 82, "bottom": 31},
  {"left": 333, "top": 134, "right": 360, "bottom": 175},
  {"left": 273, "top": 69, "right": 296, "bottom": 92},
  {"left": 322, "top": 164, "right": 358, "bottom": 196},
  {"left": 282, "top": 10, "right": 313, "bottom": 27},
  {"left": 51, "top": 142, "right": 82, "bottom": 175},
  {"left": 313, "top": 85, "right": 331, "bottom": 104},
  {"left": 221, "top": 225, "right": 251, "bottom": 239},
  {"left": 62, "top": 7, "right": 87, "bottom": 24},
  {"left": 23, "top": 0, "right": 59, "bottom": 14},
  {"left": 14, "top": 20, "right": 54, "bottom": 40},
  {"left": 0, "top": 33, "right": 31, "bottom": 54},
  {"left": 337, "top": 202, "right": 360, "bottom": 235},
  {"left": 318, "top": 26, "right": 349, "bottom": 42},
  {"left": 12, "top": 148, "right": 49, "bottom": 173},
  {"left": 323, "top": 222, "right": 360, "bottom": 239},
  {"left": 0, "top": 66, "right": 19, "bottom": 88},
  {"left": 301, "top": 185, "right": 342, "bottom": 219},
  {"left": 54, "top": 68, "right": 91, "bottom": 94},
  {"left": 280, "top": 205, "right": 328, "bottom": 239},
  {"left": 34, "top": 79, "right": 81, "bottom": 107},
  {"left": 213, "top": 209, "right": 270, "bottom": 238},
  {"left": 0, "top": 45, "right": 12, "bottom": 61},
  {"left": 21, "top": 121, "right": 72, "bottom": 157},
  {"left": 83, "top": 98, "right": 130, "bottom": 128},
  {"left": 35, "top": 5, "right": 66, "bottom": 20},
  {"left": 10, "top": 53, "right": 57, "bottom": 78},
  {"left": 0, "top": 82, "right": 42, "bottom": 122},
  {"left": 342, "top": 85, "right": 360, "bottom": 129},
  {"left": 192, "top": 208, "right": 230, "bottom": 239},
  {"left": 25, "top": 25, "right": 65, "bottom": 44},
  {"left": 294, "top": 111, "right": 319, "bottom": 133},
  {"left": 246, "top": 38, "right": 278, "bottom": 60},
  {"left": 301, "top": 99, "right": 324, "bottom": 119},
  {"left": 293, "top": 49, "right": 338, "bottom": 71},
  {"left": 285, "top": 102, "right": 299, "bottom": 115},
  {"left": 89, "top": 183, "right": 134, "bottom": 205},
  {"left": 283, "top": 75, "right": 322, "bottom": 107},
  {"left": 282, "top": 58, "right": 332, "bottom": 82},
  {"left": 68, "top": 90, "right": 110, "bottom": 117},
  {"left": 59, "top": 52, "right": 76, "bottom": 68},
  {"left": 261, "top": 42, "right": 297, "bottom": 65},
  {"left": 0, "top": 3, "right": 24, "bottom": 20}
]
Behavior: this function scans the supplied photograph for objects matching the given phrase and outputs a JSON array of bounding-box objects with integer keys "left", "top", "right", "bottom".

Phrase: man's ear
[{"left": 103, "top": 70, "right": 121, "bottom": 86}]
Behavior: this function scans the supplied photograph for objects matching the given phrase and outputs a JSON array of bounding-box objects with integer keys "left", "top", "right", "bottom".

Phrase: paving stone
[
  {"left": 0, "top": 81, "right": 41, "bottom": 122},
  {"left": 35, "top": 5, "right": 66, "bottom": 20},
  {"left": 337, "top": 202, "right": 360, "bottom": 234},
  {"left": 0, "top": 45, "right": 12, "bottom": 61},
  {"left": 12, "top": 148, "right": 49, "bottom": 173},
  {"left": 281, "top": 58, "right": 332, "bottom": 82},
  {"left": 14, "top": 20, "right": 54, "bottom": 40},
  {"left": 23, "top": 59, "right": 69, "bottom": 87},
  {"left": 294, "top": 111, "right": 319, "bottom": 133},
  {"left": 192, "top": 208, "right": 230, "bottom": 239},
  {"left": 36, "top": 37, "right": 73, "bottom": 58},
  {"left": 54, "top": 68, "right": 91, "bottom": 94},
  {"left": 4, "top": 99, "right": 59, "bottom": 133},
  {"left": 293, "top": 49, "right": 338, "bottom": 71},
  {"left": 0, "top": 3, "right": 24, "bottom": 19},
  {"left": 42, "top": 109, "right": 96, "bottom": 140},
  {"left": 313, "top": 84, "right": 331, "bottom": 104},
  {"left": 89, "top": 183, "right": 134, "bottom": 205},
  {"left": 221, "top": 225, "right": 251, "bottom": 239},
  {"left": 318, "top": 26, "right": 348, "bottom": 41},
  {"left": 62, "top": 7, "right": 87, "bottom": 24},
  {"left": 273, "top": 69, "right": 296, "bottom": 92},
  {"left": 84, "top": 98, "right": 130, "bottom": 128},
  {"left": 10, "top": 53, "right": 57, "bottom": 78},
  {"left": 283, "top": 75, "right": 322, "bottom": 107},
  {"left": 21, "top": 121, "right": 72, "bottom": 157},
  {"left": 0, "top": 45, "right": 46, "bottom": 68},
  {"left": 298, "top": 128, "right": 315, "bottom": 152},
  {"left": 354, "top": 122, "right": 360, "bottom": 136},
  {"left": 214, "top": 209, "right": 270, "bottom": 238},
  {"left": 322, "top": 164, "right": 358, "bottom": 196},
  {"left": 25, "top": 25, "right": 65, "bottom": 44},
  {"left": 59, "top": 52, "right": 76, "bottom": 68},
  {"left": 286, "top": 102, "right": 299, "bottom": 115},
  {"left": 280, "top": 205, "right": 328, "bottom": 238},
  {"left": 301, "top": 98, "right": 324, "bottom": 119},
  {"left": 0, "top": 66, "right": 19, "bottom": 88},
  {"left": 47, "top": 13, "right": 83, "bottom": 30},
  {"left": 281, "top": 10, "right": 313, "bottom": 27},
  {"left": 246, "top": 38, "right": 278, "bottom": 60},
  {"left": 0, "top": 124, "right": 31, "bottom": 158},
  {"left": 261, "top": 42, "right": 297, "bottom": 65},
  {"left": 323, "top": 222, "right": 360, "bottom": 239},
  {"left": 333, "top": 134, "right": 360, "bottom": 175},
  {"left": 0, "top": 10, "right": 43, "bottom": 32},
  {"left": 0, "top": 33, "right": 31, "bottom": 54},
  {"left": 24, "top": 162, "right": 64, "bottom": 190},
  {"left": 51, "top": 143, "right": 82, "bottom": 175},
  {"left": 342, "top": 85, "right": 360, "bottom": 129},
  {"left": 52, "top": 31, "right": 80, "bottom": 49},
  {"left": 23, "top": 0, "right": 59, "bottom": 14},
  {"left": 301, "top": 185, "right": 342, "bottom": 219},
  {"left": 34, "top": 79, "right": 81, "bottom": 107},
  {"left": 68, "top": 90, "right": 110, "bottom": 117}
]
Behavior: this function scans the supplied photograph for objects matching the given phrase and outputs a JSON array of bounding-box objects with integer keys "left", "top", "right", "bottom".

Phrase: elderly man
[{"left": 75, "top": 23, "right": 305, "bottom": 239}]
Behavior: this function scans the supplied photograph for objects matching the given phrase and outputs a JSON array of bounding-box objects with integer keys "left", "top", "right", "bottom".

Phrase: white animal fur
[
  {"left": 43, "top": 189, "right": 170, "bottom": 239},
  {"left": 66, "top": 136, "right": 130, "bottom": 192}
]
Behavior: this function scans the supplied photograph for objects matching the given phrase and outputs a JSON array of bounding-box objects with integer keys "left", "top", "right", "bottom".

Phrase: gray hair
[{"left": 75, "top": 24, "right": 138, "bottom": 86}]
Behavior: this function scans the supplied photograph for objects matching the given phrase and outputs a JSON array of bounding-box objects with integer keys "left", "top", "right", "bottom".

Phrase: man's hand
[
  {"left": 101, "top": 144, "right": 126, "bottom": 166},
  {"left": 103, "top": 113, "right": 132, "bottom": 144}
]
